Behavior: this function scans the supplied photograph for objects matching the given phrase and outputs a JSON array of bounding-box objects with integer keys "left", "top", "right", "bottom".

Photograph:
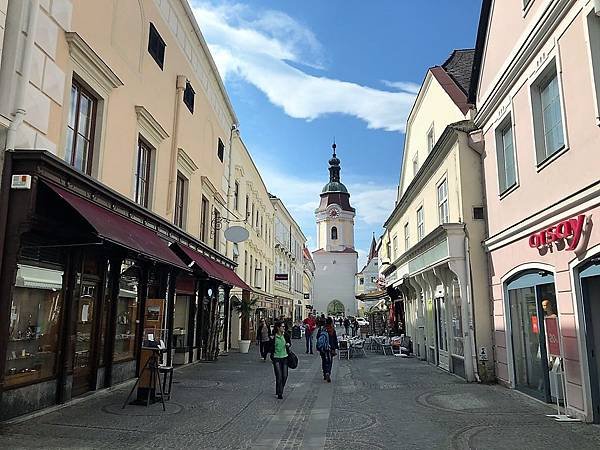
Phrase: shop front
[
  {"left": 488, "top": 204, "right": 600, "bottom": 421},
  {"left": 383, "top": 224, "right": 479, "bottom": 381},
  {"left": 0, "top": 150, "right": 243, "bottom": 421}
]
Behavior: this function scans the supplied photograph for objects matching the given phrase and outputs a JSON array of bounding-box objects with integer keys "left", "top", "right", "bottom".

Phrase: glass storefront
[
  {"left": 450, "top": 278, "right": 464, "bottom": 357},
  {"left": 114, "top": 260, "right": 139, "bottom": 362},
  {"left": 5, "top": 264, "right": 63, "bottom": 387},
  {"left": 507, "top": 270, "right": 555, "bottom": 401}
]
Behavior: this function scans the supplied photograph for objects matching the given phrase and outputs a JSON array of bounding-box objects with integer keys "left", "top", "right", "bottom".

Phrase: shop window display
[
  {"left": 114, "top": 260, "right": 139, "bottom": 362},
  {"left": 450, "top": 278, "right": 464, "bottom": 357},
  {"left": 5, "top": 264, "right": 63, "bottom": 387}
]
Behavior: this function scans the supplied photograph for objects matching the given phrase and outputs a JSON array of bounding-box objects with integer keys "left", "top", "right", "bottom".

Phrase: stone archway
[{"left": 327, "top": 299, "right": 345, "bottom": 316}]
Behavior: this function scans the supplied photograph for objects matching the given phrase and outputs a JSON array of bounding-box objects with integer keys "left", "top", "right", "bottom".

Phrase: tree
[{"left": 232, "top": 293, "right": 258, "bottom": 340}]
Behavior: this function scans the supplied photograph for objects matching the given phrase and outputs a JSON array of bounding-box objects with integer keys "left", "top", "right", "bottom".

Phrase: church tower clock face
[{"left": 329, "top": 208, "right": 339, "bottom": 218}]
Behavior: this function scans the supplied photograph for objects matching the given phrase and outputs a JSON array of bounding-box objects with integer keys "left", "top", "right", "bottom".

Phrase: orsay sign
[{"left": 528, "top": 215, "right": 586, "bottom": 251}]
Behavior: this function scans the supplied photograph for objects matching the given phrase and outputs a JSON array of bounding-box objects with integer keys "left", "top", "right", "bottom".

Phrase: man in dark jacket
[
  {"left": 343, "top": 317, "right": 350, "bottom": 336},
  {"left": 317, "top": 317, "right": 339, "bottom": 383}
]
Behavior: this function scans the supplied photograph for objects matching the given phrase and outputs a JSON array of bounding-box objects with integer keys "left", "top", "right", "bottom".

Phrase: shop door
[
  {"left": 72, "top": 279, "right": 98, "bottom": 396},
  {"left": 508, "top": 275, "right": 554, "bottom": 402},
  {"left": 580, "top": 261, "right": 600, "bottom": 422},
  {"left": 435, "top": 296, "right": 449, "bottom": 371}
]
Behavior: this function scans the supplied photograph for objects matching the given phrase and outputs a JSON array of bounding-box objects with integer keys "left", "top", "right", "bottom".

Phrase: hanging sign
[
  {"left": 528, "top": 215, "right": 586, "bottom": 251},
  {"left": 274, "top": 273, "right": 288, "bottom": 281},
  {"left": 545, "top": 317, "right": 561, "bottom": 357}
]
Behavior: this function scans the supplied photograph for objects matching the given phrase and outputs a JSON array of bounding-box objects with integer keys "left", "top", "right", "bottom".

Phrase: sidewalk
[{"left": 1, "top": 344, "right": 600, "bottom": 449}]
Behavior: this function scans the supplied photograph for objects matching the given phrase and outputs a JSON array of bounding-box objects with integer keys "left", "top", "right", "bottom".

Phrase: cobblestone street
[{"left": 2, "top": 341, "right": 600, "bottom": 449}]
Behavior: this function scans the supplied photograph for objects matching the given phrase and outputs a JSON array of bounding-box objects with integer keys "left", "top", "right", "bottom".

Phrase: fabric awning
[
  {"left": 45, "top": 183, "right": 189, "bottom": 270},
  {"left": 172, "top": 243, "right": 252, "bottom": 291}
]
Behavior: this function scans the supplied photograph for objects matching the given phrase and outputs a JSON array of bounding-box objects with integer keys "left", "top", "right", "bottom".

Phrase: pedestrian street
[{"left": 2, "top": 339, "right": 600, "bottom": 450}]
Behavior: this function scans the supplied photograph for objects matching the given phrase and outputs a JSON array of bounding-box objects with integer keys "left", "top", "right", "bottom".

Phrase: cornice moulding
[
  {"left": 65, "top": 32, "right": 123, "bottom": 93},
  {"left": 135, "top": 105, "right": 169, "bottom": 146}
]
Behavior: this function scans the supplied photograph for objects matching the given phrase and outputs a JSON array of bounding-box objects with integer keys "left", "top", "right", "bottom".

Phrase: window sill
[
  {"left": 535, "top": 144, "right": 569, "bottom": 173},
  {"left": 499, "top": 182, "right": 519, "bottom": 200}
]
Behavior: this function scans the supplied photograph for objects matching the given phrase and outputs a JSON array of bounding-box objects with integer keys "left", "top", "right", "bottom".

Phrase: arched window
[{"left": 331, "top": 226, "right": 338, "bottom": 240}]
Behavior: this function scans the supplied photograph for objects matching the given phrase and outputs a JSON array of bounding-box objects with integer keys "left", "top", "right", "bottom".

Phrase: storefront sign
[
  {"left": 274, "top": 273, "right": 288, "bottom": 281},
  {"left": 528, "top": 215, "right": 586, "bottom": 251},
  {"left": 11, "top": 174, "right": 31, "bottom": 189},
  {"left": 545, "top": 317, "right": 561, "bottom": 357}
]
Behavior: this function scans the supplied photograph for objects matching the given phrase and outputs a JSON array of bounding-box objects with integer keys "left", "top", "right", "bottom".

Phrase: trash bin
[{"left": 292, "top": 325, "right": 302, "bottom": 339}]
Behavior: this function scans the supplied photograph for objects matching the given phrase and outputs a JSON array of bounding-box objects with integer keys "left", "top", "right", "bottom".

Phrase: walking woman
[
  {"left": 269, "top": 321, "right": 291, "bottom": 399},
  {"left": 256, "top": 318, "right": 270, "bottom": 362},
  {"left": 316, "top": 317, "right": 338, "bottom": 382}
]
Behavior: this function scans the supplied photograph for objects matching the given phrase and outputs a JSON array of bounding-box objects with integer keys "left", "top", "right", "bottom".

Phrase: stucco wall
[{"left": 313, "top": 251, "right": 358, "bottom": 316}]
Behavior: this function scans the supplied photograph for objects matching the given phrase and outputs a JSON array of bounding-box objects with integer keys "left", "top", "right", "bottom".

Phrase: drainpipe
[
  {"left": 464, "top": 231, "right": 481, "bottom": 382},
  {"left": 224, "top": 123, "right": 238, "bottom": 257},
  {"left": 166, "top": 75, "right": 186, "bottom": 217},
  {"left": 4, "top": 0, "right": 40, "bottom": 153}
]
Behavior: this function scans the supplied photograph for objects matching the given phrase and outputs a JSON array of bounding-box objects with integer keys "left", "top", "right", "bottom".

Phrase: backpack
[{"left": 316, "top": 328, "right": 331, "bottom": 352}]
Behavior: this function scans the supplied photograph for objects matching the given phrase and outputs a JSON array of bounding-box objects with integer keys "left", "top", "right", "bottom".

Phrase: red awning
[
  {"left": 45, "top": 182, "right": 189, "bottom": 270},
  {"left": 173, "top": 243, "right": 251, "bottom": 291}
]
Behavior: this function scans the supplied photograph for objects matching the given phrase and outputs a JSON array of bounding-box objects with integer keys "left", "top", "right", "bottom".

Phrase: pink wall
[
  {"left": 478, "top": 0, "right": 549, "bottom": 101},
  {"left": 483, "top": 9, "right": 598, "bottom": 237}
]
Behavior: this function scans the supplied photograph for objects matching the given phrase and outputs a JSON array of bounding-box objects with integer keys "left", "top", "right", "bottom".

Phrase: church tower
[{"left": 312, "top": 143, "right": 358, "bottom": 317}]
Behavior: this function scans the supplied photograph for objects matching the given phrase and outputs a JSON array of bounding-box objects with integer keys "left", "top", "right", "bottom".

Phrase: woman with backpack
[
  {"left": 316, "top": 317, "right": 338, "bottom": 382},
  {"left": 269, "top": 321, "right": 291, "bottom": 399}
]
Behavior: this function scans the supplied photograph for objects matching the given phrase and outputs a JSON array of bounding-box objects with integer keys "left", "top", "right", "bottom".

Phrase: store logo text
[{"left": 528, "top": 215, "right": 586, "bottom": 251}]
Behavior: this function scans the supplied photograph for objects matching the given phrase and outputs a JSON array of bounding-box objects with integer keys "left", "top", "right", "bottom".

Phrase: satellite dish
[{"left": 224, "top": 225, "right": 249, "bottom": 243}]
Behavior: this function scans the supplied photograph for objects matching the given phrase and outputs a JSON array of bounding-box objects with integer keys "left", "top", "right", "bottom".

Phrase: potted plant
[{"left": 233, "top": 295, "right": 257, "bottom": 354}]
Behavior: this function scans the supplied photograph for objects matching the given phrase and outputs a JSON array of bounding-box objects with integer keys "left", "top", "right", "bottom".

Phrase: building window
[
  {"left": 66, "top": 80, "right": 97, "bottom": 175},
  {"left": 412, "top": 153, "right": 419, "bottom": 177},
  {"left": 244, "top": 251, "right": 248, "bottom": 281},
  {"left": 495, "top": 116, "right": 517, "bottom": 193},
  {"left": 200, "top": 196, "right": 209, "bottom": 242},
  {"left": 234, "top": 182, "right": 239, "bottom": 210},
  {"left": 217, "top": 138, "right": 224, "bottom": 162},
  {"left": 213, "top": 208, "right": 220, "bottom": 251},
  {"left": 417, "top": 207, "right": 424, "bottom": 241},
  {"left": 437, "top": 178, "right": 449, "bottom": 224},
  {"left": 331, "top": 226, "right": 338, "bottom": 240},
  {"left": 359, "top": 278, "right": 364, "bottom": 285},
  {"left": 5, "top": 264, "right": 63, "bottom": 387},
  {"left": 148, "top": 23, "right": 166, "bottom": 70},
  {"left": 114, "top": 260, "right": 139, "bottom": 362},
  {"left": 386, "top": 240, "right": 392, "bottom": 259},
  {"left": 532, "top": 63, "right": 565, "bottom": 164},
  {"left": 427, "top": 125, "right": 435, "bottom": 152},
  {"left": 245, "top": 195, "right": 249, "bottom": 221},
  {"left": 587, "top": 12, "right": 600, "bottom": 123},
  {"left": 183, "top": 81, "right": 195, "bottom": 114},
  {"left": 404, "top": 222, "right": 410, "bottom": 250},
  {"left": 134, "top": 137, "right": 152, "bottom": 207},
  {"left": 473, "top": 207, "right": 485, "bottom": 220},
  {"left": 174, "top": 172, "right": 186, "bottom": 228},
  {"left": 392, "top": 235, "right": 398, "bottom": 260}
]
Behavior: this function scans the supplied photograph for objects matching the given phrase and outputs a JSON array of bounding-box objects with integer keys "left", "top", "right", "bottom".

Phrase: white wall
[{"left": 312, "top": 251, "right": 357, "bottom": 316}]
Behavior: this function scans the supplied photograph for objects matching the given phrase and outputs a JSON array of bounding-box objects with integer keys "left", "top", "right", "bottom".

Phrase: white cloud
[
  {"left": 381, "top": 80, "right": 421, "bottom": 95},
  {"left": 192, "top": 2, "right": 417, "bottom": 132}
]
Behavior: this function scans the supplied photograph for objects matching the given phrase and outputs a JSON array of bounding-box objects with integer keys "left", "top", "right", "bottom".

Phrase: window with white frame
[
  {"left": 437, "top": 178, "right": 449, "bottom": 224},
  {"left": 392, "top": 235, "right": 398, "bottom": 260},
  {"left": 404, "top": 222, "right": 410, "bottom": 250},
  {"left": 586, "top": 12, "right": 600, "bottom": 123},
  {"left": 531, "top": 62, "right": 565, "bottom": 164},
  {"left": 417, "top": 207, "right": 424, "bottom": 241},
  {"left": 427, "top": 125, "right": 435, "bottom": 152},
  {"left": 495, "top": 116, "right": 517, "bottom": 193}
]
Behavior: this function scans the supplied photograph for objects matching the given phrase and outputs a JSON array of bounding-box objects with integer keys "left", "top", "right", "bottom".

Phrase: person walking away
[
  {"left": 303, "top": 313, "right": 316, "bottom": 354},
  {"left": 316, "top": 317, "right": 338, "bottom": 382},
  {"left": 343, "top": 317, "right": 350, "bottom": 336},
  {"left": 338, "top": 317, "right": 343, "bottom": 327},
  {"left": 350, "top": 318, "right": 357, "bottom": 337},
  {"left": 256, "top": 318, "right": 271, "bottom": 361},
  {"left": 269, "top": 321, "right": 291, "bottom": 399}
]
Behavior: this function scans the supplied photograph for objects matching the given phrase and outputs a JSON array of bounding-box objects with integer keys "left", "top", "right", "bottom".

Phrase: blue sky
[{"left": 191, "top": 0, "right": 482, "bottom": 265}]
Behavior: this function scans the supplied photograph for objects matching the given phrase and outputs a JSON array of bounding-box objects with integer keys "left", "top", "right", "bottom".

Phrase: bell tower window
[{"left": 331, "top": 226, "right": 338, "bottom": 240}]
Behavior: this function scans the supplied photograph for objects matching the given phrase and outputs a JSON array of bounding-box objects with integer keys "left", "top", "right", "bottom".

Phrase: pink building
[{"left": 472, "top": 0, "right": 600, "bottom": 422}]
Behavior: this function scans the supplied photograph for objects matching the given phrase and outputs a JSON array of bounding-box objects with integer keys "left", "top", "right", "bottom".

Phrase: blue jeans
[
  {"left": 305, "top": 331, "right": 313, "bottom": 353},
  {"left": 272, "top": 357, "right": 288, "bottom": 396},
  {"left": 320, "top": 350, "right": 333, "bottom": 376}
]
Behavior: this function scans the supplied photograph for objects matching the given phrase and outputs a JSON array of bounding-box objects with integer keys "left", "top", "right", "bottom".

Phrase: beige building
[
  {"left": 271, "top": 195, "right": 306, "bottom": 320},
  {"left": 226, "top": 134, "right": 275, "bottom": 346},
  {"left": 302, "top": 247, "right": 315, "bottom": 320},
  {"left": 381, "top": 50, "right": 492, "bottom": 382}
]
